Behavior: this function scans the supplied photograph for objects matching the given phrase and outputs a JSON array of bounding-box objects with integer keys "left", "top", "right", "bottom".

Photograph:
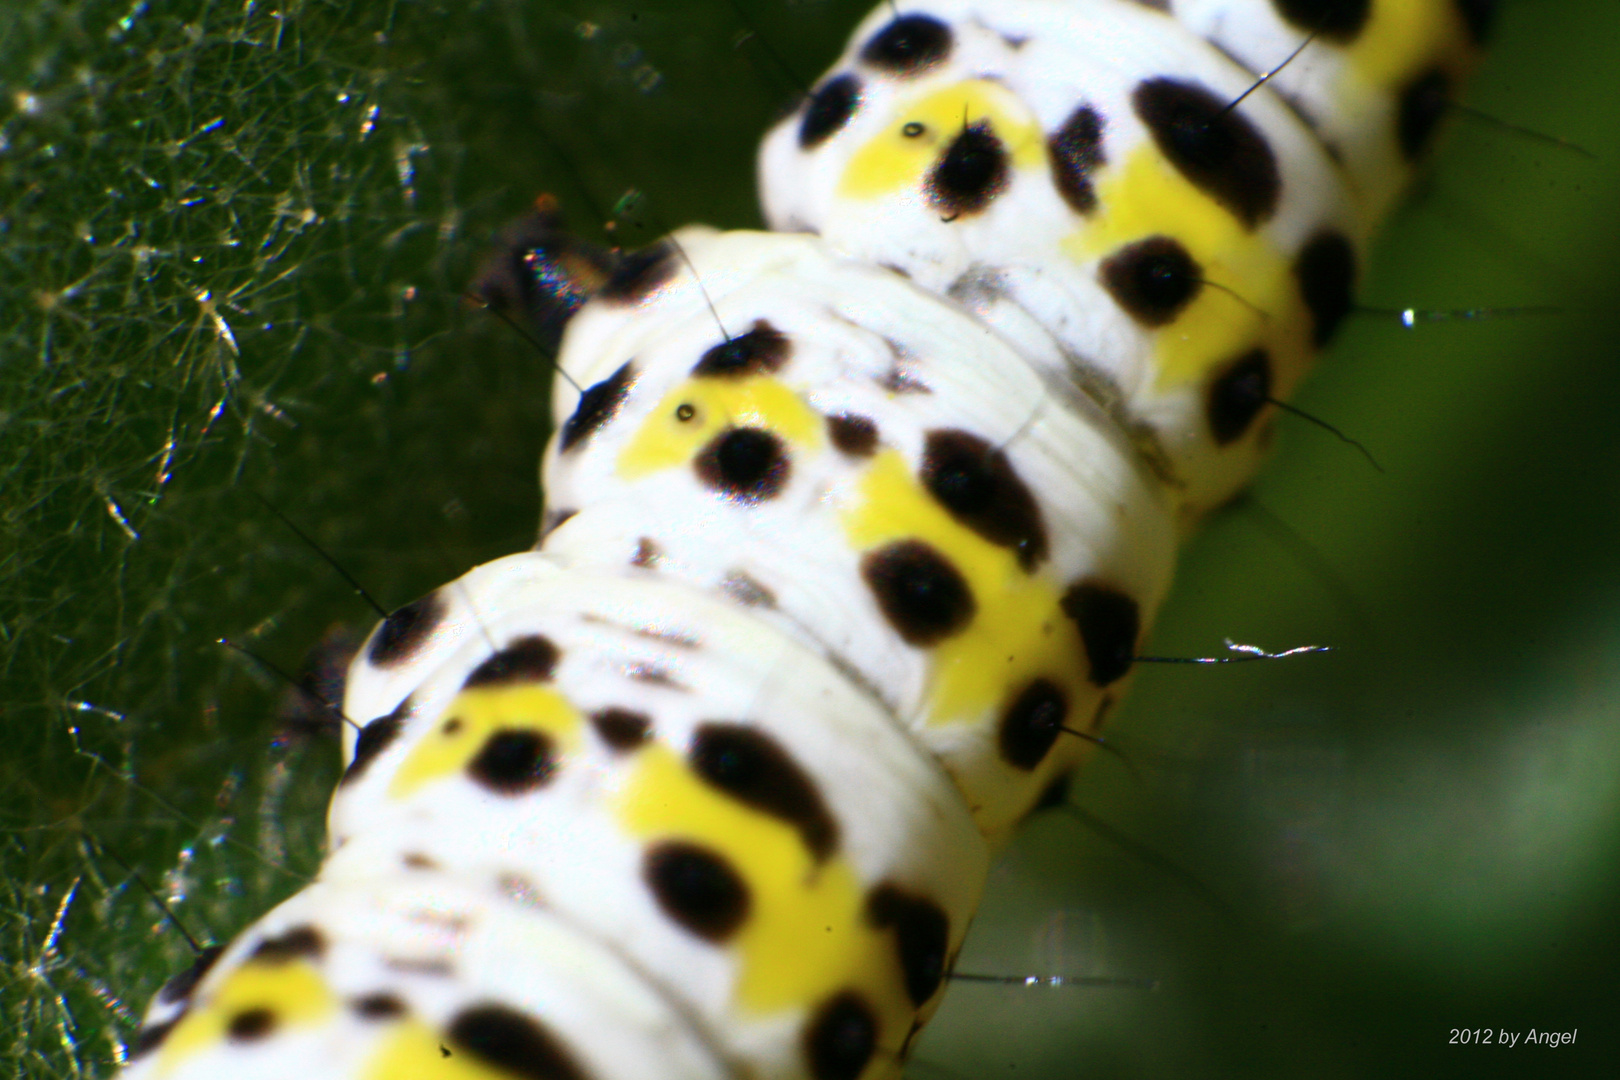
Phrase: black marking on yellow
[
  {"left": 367, "top": 591, "right": 446, "bottom": 669},
  {"left": 802, "top": 74, "right": 863, "bottom": 149},
  {"left": 998, "top": 678, "right": 1069, "bottom": 770},
  {"left": 1272, "top": 0, "right": 1370, "bottom": 41},
  {"left": 927, "top": 121, "right": 1010, "bottom": 219},
  {"left": 862, "top": 540, "right": 976, "bottom": 646},
  {"left": 693, "top": 320, "right": 792, "bottom": 378},
  {"left": 1061, "top": 582, "right": 1140, "bottom": 687},
  {"left": 1100, "top": 235, "right": 1203, "bottom": 327},
  {"left": 1207, "top": 347, "right": 1272, "bottom": 445},
  {"left": 860, "top": 14, "right": 953, "bottom": 75},
  {"left": 226, "top": 1007, "right": 276, "bottom": 1042},
  {"left": 644, "top": 841, "right": 751, "bottom": 943},
  {"left": 1296, "top": 230, "right": 1357, "bottom": 346},
  {"left": 867, "top": 885, "right": 950, "bottom": 1006},
  {"left": 250, "top": 925, "right": 325, "bottom": 964},
  {"left": 463, "top": 635, "right": 560, "bottom": 689},
  {"left": 921, "top": 429, "right": 1049, "bottom": 570},
  {"left": 1133, "top": 78, "right": 1281, "bottom": 228},
  {"left": 827, "top": 413, "right": 880, "bottom": 456},
  {"left": 599, "top": 240, "right": 679, "bottom": 304},
  {"left": 448, "top": 1004, "right": 589, "bottom": 1080},
  {"left": 591, "top": 707, "right": 652, "bottom": 751},
  {"left": 468, "top": 730, "right": 559, "bottom": 795},
  {"left": 690, "top": 724, "right": 840, "bottom": 861},
  {"left": 561, "top": 361, "right": 636, "bottom": 452},
  {"left": 1397, "top": 68, "right": 1451, "bottom": 160},
  {"left": 1049, "top": 104, "right": 1107, "bottom": 214},
  {"left": 805, "top": 991, "right": 879, "bottom": 1080},
  {"left": 695, "top": 427, "right": 791, "bottom": 503}
]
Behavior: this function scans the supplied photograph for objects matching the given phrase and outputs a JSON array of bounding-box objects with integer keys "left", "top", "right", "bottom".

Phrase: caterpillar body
[{"left": 114, "top": 2, "right": 1496, "bottom": 1079}]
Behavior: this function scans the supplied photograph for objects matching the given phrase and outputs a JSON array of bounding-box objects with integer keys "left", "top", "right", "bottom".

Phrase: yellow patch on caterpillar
[
  {"left": 388, "top": 685, "right": 584, "bottom": 800},
  {"left": 618, "top": 376, "right": 822, "bottom": 479}
]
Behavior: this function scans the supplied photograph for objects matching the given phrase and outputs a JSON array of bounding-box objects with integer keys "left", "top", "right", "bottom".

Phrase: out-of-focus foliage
[{"left": 2, "top": 1, "right": 1616, "bottom": 1077}]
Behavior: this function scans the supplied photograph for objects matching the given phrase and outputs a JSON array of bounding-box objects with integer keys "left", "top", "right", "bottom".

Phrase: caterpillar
[{"left": 5, "top": 2, "right": 1618, "bottom": 1078}]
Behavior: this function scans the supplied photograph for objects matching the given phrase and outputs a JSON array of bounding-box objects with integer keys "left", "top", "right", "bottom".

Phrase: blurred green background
[{"left": 2, "top": 1, "right": 1616, "bottom": 1077}]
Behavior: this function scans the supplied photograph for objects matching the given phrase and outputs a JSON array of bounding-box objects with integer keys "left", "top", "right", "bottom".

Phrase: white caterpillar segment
[
  {"left": 538, "top": 227, "right": 1177, "bottom": 842},
  {"left": 759, "top": 0, "right": 1480, "bottom": 520},
  {"left": 122, "top": 872, "right": 731, "bottom": 1080}
]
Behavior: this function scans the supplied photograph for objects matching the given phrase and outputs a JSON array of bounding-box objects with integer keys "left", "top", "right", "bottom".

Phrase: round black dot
[
  {"left": 902, "top": 121, "right": 925, "bottom": 138},
  {"left": 695, "top": 427, "right": 790, "bottom": 503},
  {"left": 920, "top": 429, "right": 1048, "bottom": 570},
  {"left": 827, "top": 413, "right": 879, "bottom": 456},
  {"left": 867, "top": 886, "right": 951, "bottom": 1007},
  {"left": 467, "top": 730, "right": 558, "bottom": 795},
  {"left": 1272, "top": 0, "right": 1371, "bottom": 41},
  {"left": 448, "top": 1004, "right": 588, "bottom": 1080},
  {"left": 801, "top": 73, "right": 862, "bottom": 149},
  {"left": 690, "top": 724, "right": 838, "bottom": 861},
  {"left": 1397, "top": 68, "right": 1451, "bottom": 160},
  {"left": 862, "top": 540, "right": 976, "bottom": 646},
  {"left": 367, "top": 590, "right": 445, "bottom": 668},
  {"left": 1099, "top": 235, "right": 1202, "bottom": 328},
  {"left": 675, "top": 403, "right": 696, "bottom": 421},
  {"left": 1133, "top": 78, "right": 1281, "bottom": 229},
  {"left": 859, "top": 14, "right": 954, "bottom": 75},
  {"left": 1049, "top": 103, "right": 1107, "bottom": 215},
  {"left": 1060, "top": 583, "right": 1140, "bottom": 687},
  {"left": 352, "top": 993, "right": 407, "bottom": 1020},
  {"left": 805, "top": 992, "right": 878, "bottom": 1080},
  {"left": 560, "top": 362, "right": 635, "bottom": 452},
  {"left": 644, "top": 841, "right": 751, "bottom": 943},
  {"left": 998, "top": 678, "right": 1069, "bottom": 770},
  {"left": 226, "top": 1007, "right": 276, "bottom": 1042},
  {"left": 1296, "top": 231, "right": 1357, "bottom": 347},
  {"left": 1207, "top": 348, "right": 1272, "bottom": 445},
  {"left": 591, "top": 707, "right": 651, "bottom": 751},
  {"left": 927, "top": 122, "right": 1009, "bottom": 219}
]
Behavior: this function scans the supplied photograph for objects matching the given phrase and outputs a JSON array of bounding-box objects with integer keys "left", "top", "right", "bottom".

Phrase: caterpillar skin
[{"left": 121, "top": 2, "right": 1487, "bottom": 1079}]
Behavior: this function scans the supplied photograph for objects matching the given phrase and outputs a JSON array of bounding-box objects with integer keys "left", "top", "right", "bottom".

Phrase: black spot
[
  {"left": 154, "top": 945, "right": 224, "bottom": 1006},
  {"left": 1397, "top": 68, "right": 1451, "bottom": 160},
  {"left": 463, "top": 635, "right": 559, "bottom": 689},
  {"left": 560, "top": 361, "right": 635, "bottom": 452},
  {"left": 227, "top": 1007, "right": 276, "bottom": 1042},
  {"left": 353, "top": 993, "right": 407, "bottom": 1020},
  {"left": 867, "top": 886, "right": 950, "bottom": 1006},
  {"left": 129, "top": 1018, "right": 178, "bottom": 1058},
  {"left": 1295, "top": 231, "right": 1357, "bottom": 346},
  {"left": 631, "top": 538, "right": 662, "bottom": 568},
  {"left": 1049, "top": 104, "right": 1107, "bottom": 214},
  {"left": 695, "top": 427, "right": 790, "bottom": 503},
  {"left": 1207, "top": 347, "right": 1272, "bottom": 445},
  {"left": 448, "top": 1004, "right": 588, "bottom": 1080},
  {"left": 1455, "top": 0, "right": 1498, "bottom": 44},
  {"left": 805, "top": 992, "right": 878, "bottom": 1080},
  {"left": 1272, "top": 0, "right": 1371, "bottom": 41},
  {"left": 827, "top": 413, "right": 879, "bottom": 456},
  {"left": 927, "top": 122, "right": 1009, "bottom": 219},
  {"left": 367, "top": 590, "right": 445, "bottom": 669},
  {"left": 467, "top": 730, "right": 558, "bottom": 795},
  {"left": 1060, "top": 583, "right": 1140, "bottom": 686},
  {"left": 801, "top": 73, "right": 863, "bottom": 149},
  {"left": 644, "top": 841, "right": 750, "bottom": 943},
  {"left": 721, "top": 571, "right": 777, "bottom": 608},
  {"left": 591, "top": 707, "right": 652, "bottom": 751},
  {"left": 690, "top": 724, "right": 839, "bottom": 861},
  {"left": 598, "top": 240, "right": 679, "bottom": 304},
  {"left": 1133, "top": 78, "right": 1281, "bottom": 228},
  {"left": 693, "top": 320, "right": 792, "bottom": 379},
  {"left": 342, "top": 701, "right": 408, "bottom": 787},
  {"left": 859, "top": 14, "right": 953, "bottom": 75},
  {"left": 250, "top": 925, "right": 325, "bottom": 964},
  {"left": 998, "top": 678, "right": 1069, "bottom": 770},
  {"left": 1100, "top": 236, "right": 1202, "bottom": 327},
  {"left": 921, "top": 429, "right": 1048, "bottom": 570},
  {"left": 862, "top": 541, "right": 976, "bottom": 646},
  {"left": 403, "top": 852, "right": 439, "bottom": 871}
]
